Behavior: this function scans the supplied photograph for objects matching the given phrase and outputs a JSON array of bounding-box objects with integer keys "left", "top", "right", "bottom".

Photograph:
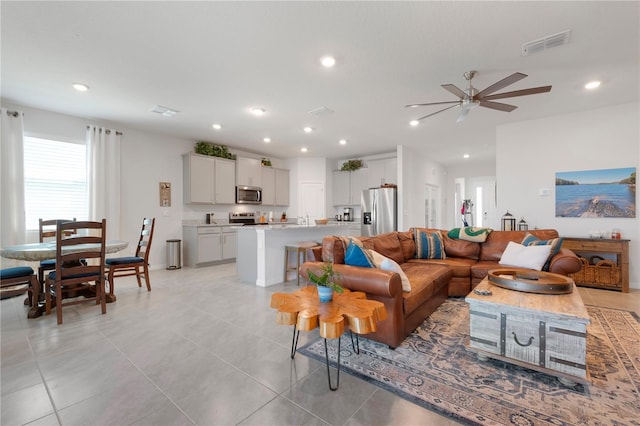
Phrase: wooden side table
[
  {"left": 270, "top": 286, "right": 387, "bottom": 390},
  {"left": 562, "top": 237, "right": 630, "bottom": 293}
]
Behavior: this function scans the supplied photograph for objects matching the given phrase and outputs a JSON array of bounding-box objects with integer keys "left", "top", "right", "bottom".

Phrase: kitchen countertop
[{"left": 183, "top": 221, "right": 359, "bottom": 228}]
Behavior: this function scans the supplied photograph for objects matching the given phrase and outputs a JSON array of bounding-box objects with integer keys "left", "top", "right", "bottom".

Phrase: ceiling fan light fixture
[{"left": 585, "top": 81, "right": 601, "bottom": 90}]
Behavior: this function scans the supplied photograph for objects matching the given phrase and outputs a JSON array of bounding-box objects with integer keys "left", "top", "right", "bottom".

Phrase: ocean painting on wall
[{"left": 556, "top": 167, "right": 636, "bottom": 218}]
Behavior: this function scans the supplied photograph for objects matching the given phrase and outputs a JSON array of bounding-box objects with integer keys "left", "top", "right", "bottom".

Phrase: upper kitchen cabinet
[
  {"left": 367, "top": 157, "right": 397, "bottom": 188},
  {"left": 183, "top": 153, "right": 235, "bottom": 204},
  {"left": 262, "top": 167, "right": 289, "bottom": 206},
  {"left": 236, "top": 156, "right": 262, "bottom": 187},
  {"left": 332, "top": 169, "right": 368, "bottom": 206}
]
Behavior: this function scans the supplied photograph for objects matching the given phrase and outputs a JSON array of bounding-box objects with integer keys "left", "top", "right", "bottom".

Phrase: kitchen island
[{"left": 236, "top": 223, "right": 358, "bottom": 286}]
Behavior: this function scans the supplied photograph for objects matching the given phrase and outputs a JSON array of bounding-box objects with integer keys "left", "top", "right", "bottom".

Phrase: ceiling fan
[{"left": 406, "top": 70, "right": 552, "bottom": 123}]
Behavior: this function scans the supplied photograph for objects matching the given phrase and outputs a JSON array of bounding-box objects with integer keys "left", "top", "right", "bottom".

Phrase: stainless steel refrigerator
[{"left": 361, "top": 187, "right": 397, "bottom": 236}]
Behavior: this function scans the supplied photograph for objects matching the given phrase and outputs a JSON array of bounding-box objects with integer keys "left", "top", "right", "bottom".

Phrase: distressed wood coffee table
[
  {"left": 270, "top": 286, "right": 387, "bottom": 390},
  {"left": 465, "top": 276, "right": 591, "bottom": 386}
]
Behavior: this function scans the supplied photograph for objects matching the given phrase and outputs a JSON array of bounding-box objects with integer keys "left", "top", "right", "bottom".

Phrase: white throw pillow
[
  {"left": 499, "top": 241, "right": 552, "bottom": 271},
  {"left": 369, "top": 250, "right": 412, "bottom": 292}
]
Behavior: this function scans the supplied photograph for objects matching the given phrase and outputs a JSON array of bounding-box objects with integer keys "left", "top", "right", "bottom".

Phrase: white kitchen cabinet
[
  {"left": 236, "top": 156, "right": 262, "bottom": 187},
  {"left": 333, "top": 169, "right": 369, "bottom": 206},
  {"left": 183, "top": 153, "right": 236, "bottom": 204},
  {"left": 350, "top": 168, "right": 369, "bottom": 205},
  {"left": 332, "top": 171, "right": 351, "bottom": 205},
  {"left": 183, "top": 225, "right": 236, "bottom": 267},
  {"left": 222, "top": 227, "right": 237, "bottom": 260},
  {"left": 184, "top": 154, "right": 214, "bottom": 203},
  {"left": 261, "top": 167, "right": 276, "bottom": 205},
  {"left": 262, "top": 167, "right": 289, "bottom": 206},
  {"left": 214, "top": 158, "right": 236, "bottom": 204},
  {"left": 367, "top": 157, "right": 397, "bottom": 188}
]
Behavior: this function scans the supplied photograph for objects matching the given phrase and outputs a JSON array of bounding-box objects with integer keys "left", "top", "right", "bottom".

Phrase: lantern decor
[
  {"left": 501, "top": 211, "right": 516, "bottom": 231},
  {"left": 518, "top": 217, "right": 528, "bottom": 231}
]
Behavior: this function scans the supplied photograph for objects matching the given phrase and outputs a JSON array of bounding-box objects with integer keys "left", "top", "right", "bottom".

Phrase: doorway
[
  {"left": 467, "top": 177, "right": 497, "bottom": 228},
  {"left": 424, "top": 184, "right": 441, "bottom": 229}
]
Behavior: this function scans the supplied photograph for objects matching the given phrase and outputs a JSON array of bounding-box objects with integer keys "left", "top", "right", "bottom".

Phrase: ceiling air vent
[
  {"left": 307, "top": 106, "right": 334, "bottom": 117},
  {"left": 521, "top": 29, "right": 571, "bottom": 56},
  {"left": 150, "top": 105, "right": 179, "bottom": 117}
]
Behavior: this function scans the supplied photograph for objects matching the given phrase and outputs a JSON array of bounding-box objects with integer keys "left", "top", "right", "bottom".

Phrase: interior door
[
  {"left": 467, "top": 177, "right": 497, "bottom": 228},
  {"left": 424, "top": 184, "right": 441, "bottom": 229}
]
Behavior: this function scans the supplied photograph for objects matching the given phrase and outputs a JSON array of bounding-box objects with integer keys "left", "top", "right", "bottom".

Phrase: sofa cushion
[
  {"left": 479, "top": 229, "right": 559, "bottom": 262},
  {"left": 442, "top": 232, "right": 480, "bottom": 260},
  {"left": 448, "top": 227, "right": 492, "bottom": 242},
  {"left": 408, "top": 257, "right": 475, "bottom": 278},
  {"left": 401, "top": 262, "right": 450, "bottom": 315},
  {"left": 397, "top": 231, "right": 416, "bottom": 262},
  {"left": 369, "top": 232, "right": 405, "bottom": 265},
  {"left": 345, "top": 241, "right": 375, "bottom": 267},
  {"left": 413, "top": 229, "right": 446, "bottom": 259},
  {"left": 499, "top": 241, "right": 552, "bottom": 271},
  {"left": 521, "top": 233, "right": 563, "bottom": 271}
]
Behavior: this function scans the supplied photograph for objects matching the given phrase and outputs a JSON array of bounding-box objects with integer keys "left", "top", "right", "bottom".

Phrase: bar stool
[{"left": 284, "top": 242, "right": 321, "bottom": 286}]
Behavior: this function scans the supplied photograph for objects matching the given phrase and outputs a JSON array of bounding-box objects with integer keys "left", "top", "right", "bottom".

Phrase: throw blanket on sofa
[{"left": 448, "top": 227, "right": 492, "bottom": 242}]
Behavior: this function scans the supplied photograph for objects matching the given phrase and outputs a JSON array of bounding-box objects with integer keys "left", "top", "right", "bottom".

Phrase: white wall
[
  {"left": 497, "top": 102, "right": 639, "bottom": 289},
  {"left": 398, "top": 145, "right": 447, "bottom": 230},
  {"left": 3, "top": 102, "right": 193, "bottom": 269}
]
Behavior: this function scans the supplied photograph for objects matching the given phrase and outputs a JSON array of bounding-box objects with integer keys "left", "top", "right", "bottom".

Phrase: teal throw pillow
[
  {"left": 521, "top": 233, "right": 563, "bottom": 271},
  {"left": 413, "top": 230, "right": 446, "bottom": 259},
  {"left": 344, "top": 240, "right": 375, "bottom": 268}
]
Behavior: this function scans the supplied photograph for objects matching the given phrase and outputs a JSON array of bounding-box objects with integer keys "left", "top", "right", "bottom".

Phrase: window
[{"left": 23, "top": 136, "right": 87, "bottom": 230}]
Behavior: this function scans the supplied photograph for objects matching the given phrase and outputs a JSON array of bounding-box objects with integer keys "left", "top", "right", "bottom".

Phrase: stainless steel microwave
[{"left": 236, "top": 186, "right": 262, "bottom": 205}]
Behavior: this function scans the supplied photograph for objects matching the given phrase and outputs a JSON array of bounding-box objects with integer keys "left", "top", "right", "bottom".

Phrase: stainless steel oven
[{"left": 235, "top": 186, "right": 262, "bottom": 205}]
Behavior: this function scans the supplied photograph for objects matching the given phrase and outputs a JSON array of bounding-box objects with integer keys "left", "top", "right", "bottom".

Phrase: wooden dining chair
[
  {"left": 38, "top": 218, "right": 77, "bottom": 285},
  {"left": 45, "top": 219, "right": 107, "bottom": 325},
  {"left": 105, "top": 217, "right": 155, "bottom": 296},
  {"left": 0, "top": 266, "right": 39, "bottom": 308}
]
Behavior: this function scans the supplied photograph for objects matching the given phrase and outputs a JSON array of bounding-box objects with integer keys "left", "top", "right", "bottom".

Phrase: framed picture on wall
[{"left": 555, "top": 167, "right": 636, "bottom": 218}]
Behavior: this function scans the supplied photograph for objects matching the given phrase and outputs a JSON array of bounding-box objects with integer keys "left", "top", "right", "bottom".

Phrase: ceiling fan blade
[
  {"left": 456, "top": 107, "right": 471, "bottom": 123},
  {"left": 405, "top": 101, "right": 461, "bottom": 108},
  {"left": 441, "top": 84, "right": 467, "bottom": 99},
  {"left": 479, "top": 100, "right": 518, "bottom": 112},
  {"left": 480, "top": 85, "right": 552, "bottom": 101},
  {"left": 415, "top": 103, "right": 461, "bottom": 121},
  {"left": 475, "top": 72, "right": 527, "bottom": 99}
]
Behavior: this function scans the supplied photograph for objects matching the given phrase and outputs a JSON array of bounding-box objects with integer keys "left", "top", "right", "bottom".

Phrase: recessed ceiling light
[
  {"left": 320, "top": 56, "right": 336, "bottom": 68},
  {"left": 263, "top": 137, "right": 271, "bottom": 143},
  {"left": 409, "top": 120, "right": 419, "bottom": 127},
  {"left": 301, "top": 147, "right": 308, "bottom": 153},
  {"left": 212, "top": 123, "right": 222, "bottom": 130},
  {"left": 72, "top": 83, "right": 89, "bottom": 92},
  {"left": 463, "top": 154, "right": 470, "bottom": 159},
  {"left": 585, "top": 81, "right": 601, "bottom": 90},
  {"left": 250, "top": 107, "right": 266, "bottom": 116},
  {"left": 303, "top": 126, "right": 313, "bottom": 133},
  {"left": 339, "top": 139, "right": 347, "bottom": 145}
]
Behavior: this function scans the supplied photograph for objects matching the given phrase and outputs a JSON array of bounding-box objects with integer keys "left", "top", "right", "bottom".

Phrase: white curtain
[
  {"left": 1, "top": 108, "right": 26, "bottom": 251},
  {"left": 86, "top": 126, "right": 121, "bottom": 240}
]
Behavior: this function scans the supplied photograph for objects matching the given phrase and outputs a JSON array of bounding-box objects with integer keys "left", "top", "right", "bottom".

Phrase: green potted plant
[
  {"left": 307, "top": 262, "right": 344, "bottom": 302},
  {"left": 261, "top": 157, "right": 272, "bottom": 167},
  {"left": 340, "top": 159, "right": 363, "bottom": 171}
]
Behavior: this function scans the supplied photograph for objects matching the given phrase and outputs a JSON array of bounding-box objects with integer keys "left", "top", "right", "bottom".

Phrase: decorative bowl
[{"left": 315, "top": 219, "right": 328, "bottom": 225}]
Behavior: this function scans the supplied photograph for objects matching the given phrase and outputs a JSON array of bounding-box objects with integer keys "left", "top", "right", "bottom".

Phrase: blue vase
[{"left": 317, "top": 286, "right": 333, "bottom": 302}]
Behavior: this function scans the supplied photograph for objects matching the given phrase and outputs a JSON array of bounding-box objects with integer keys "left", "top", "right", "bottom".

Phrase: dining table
[{"left": 1, "top": 240, "right": 129, "bottom": 317}]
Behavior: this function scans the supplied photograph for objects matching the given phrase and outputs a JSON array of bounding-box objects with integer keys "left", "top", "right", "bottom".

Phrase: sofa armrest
[
  {"left": 548, "top": 248, "right": 582, "bottom": 276},
  {"left": 299, "top": 262, "right": 403, "bottom": 298}
]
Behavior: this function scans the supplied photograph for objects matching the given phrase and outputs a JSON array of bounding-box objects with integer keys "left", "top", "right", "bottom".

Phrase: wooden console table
[{"left": 562, "top": 237, "right": 630, "bottom": 293}]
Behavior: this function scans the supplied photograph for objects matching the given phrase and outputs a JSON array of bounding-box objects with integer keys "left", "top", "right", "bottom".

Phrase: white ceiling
[{"left": 2, "top": 1, "right": 638, "bottom": 165}]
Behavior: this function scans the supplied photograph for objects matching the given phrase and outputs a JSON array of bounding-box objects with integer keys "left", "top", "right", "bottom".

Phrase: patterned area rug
[{"left": 298, "top": 299, "right": 640, "bottom": 425}]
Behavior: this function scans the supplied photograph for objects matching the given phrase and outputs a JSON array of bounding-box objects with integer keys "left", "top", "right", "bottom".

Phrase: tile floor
[{"left": 1, "top": 264, "right": 638, "bottom": 426}]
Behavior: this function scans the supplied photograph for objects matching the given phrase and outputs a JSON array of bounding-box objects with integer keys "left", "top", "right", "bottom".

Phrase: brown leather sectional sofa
[{"left": 299, "top": 228, "right": 582, "bottom": 348}]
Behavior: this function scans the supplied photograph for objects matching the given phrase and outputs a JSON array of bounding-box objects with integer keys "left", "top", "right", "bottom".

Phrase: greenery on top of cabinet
[
  {"left": 340, "top": 159, "right": 364, "bottom": 171},
  {"left": 195, "top": 142, "right": 236, "bottom": 160}
]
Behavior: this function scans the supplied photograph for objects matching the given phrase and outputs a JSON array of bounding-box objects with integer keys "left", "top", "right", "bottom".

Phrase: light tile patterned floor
[{"left": 1, "top": 264, "right": 638, "bottom": 425}]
